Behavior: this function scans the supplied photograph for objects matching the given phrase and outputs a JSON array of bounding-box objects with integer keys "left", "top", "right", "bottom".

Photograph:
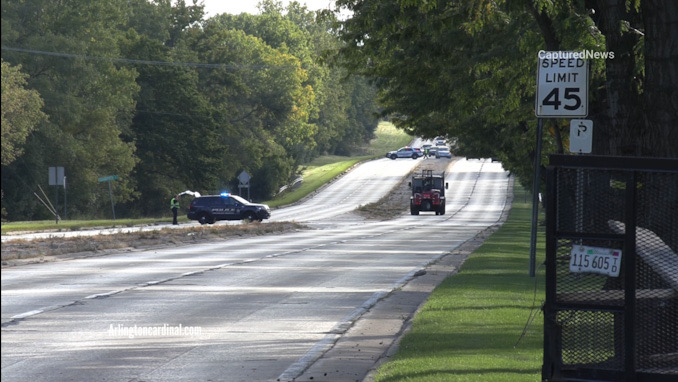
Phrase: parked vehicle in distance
[
  {"left": 187, "top": 193, "right": 271, "bottom": 224},
  {"left": 435, "top": 147, "right": 452, "bottom": 158},
  {"left": 386, "top": 146, "right": 422, "bottom": 160}
]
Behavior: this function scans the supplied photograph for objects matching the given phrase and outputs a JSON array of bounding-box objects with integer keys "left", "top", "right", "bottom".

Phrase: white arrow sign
[{"left": 569, "top": 119, "right": 593, "bottom": 153}]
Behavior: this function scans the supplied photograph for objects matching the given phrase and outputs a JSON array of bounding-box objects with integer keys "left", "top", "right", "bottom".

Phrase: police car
[
  {"left": 386, "top": 146, "right": 423, "bottom": 160},
  {"left": 187, "top": 193, "right": 271, "bottom": 224}
]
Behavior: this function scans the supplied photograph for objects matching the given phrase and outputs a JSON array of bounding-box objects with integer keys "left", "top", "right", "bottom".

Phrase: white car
[{"left": 435, "top": 147, "right": 452, "bottom": 158}]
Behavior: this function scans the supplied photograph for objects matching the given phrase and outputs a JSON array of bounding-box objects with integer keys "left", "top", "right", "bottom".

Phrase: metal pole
[
  {"left": 529, "top": 118, "right": 544, "bottom": 277},
  {"left": 55, "top": 184, "right": 59, "bottom": 224},
  {"left": 108, "top": 180, "right": 116, "bottom": 220},
  {"left": 64, "top": 176, "right": 67, "bottom": 220},
  {"left": 576, "top": 169, "right": 583, "bottom": 244}
]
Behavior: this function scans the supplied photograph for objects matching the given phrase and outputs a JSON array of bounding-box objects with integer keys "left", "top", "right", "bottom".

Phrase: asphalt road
[{"left": 1, "top": 157, "right": 512, "bottom": 382}]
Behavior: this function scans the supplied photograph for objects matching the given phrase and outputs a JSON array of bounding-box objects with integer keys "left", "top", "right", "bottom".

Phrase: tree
[
  {"left": 1, "top": 60, "right": 47, "bottom": 166},
  {"left": 188, "top": 25, "right": 315, "bottom": 199},
  {"left": 120, "top": 1, "right": 232, "bottom": 213},
  {"left": 209, "top": 2, "right": 379, "bottom": 160},
  {"left": 1, "top": 60, "right": 48, "bottom": 219},
  {"left": 0, "top": 0, "right": 382, "bottom": 219},
  {"left": 1, "top": 0, "right": 139, "bottom": 219},
  {"left": 334, "top": 0, "right": 677, "bottom": 192}
]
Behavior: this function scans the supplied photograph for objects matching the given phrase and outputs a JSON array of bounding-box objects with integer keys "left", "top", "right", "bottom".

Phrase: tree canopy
[
  {"left": 334, "top": 0, "right": 677, "bottom": 190},
  {"left": 1, "top": 0, "right": 379, "bottom": 220},
  {"left": 1, "top": 60, "right": 47, "bottom": 167}
]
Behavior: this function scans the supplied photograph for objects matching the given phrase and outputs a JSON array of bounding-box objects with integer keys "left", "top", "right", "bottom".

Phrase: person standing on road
[{"left": 170, "top": 194, "right": 180, "bottom": 225}]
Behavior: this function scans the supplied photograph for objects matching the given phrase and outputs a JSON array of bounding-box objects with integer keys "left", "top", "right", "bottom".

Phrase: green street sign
[{"left": 98, "top": 175, "right": 118, "bottom": 182}]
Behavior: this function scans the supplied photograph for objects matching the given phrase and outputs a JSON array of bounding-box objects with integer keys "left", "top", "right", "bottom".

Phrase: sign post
[
  {"left": 238, "top": 171, "right": 251, "bottom": 201},
  {"left": 98, "top": 175, "right": 118, "bottom": 220},
  {"left": 49, "top": 167, "right": 65, "bottom": 223},
  {"left": 568, "top": 119, "right": 593, "bottom": 242},
  {"left": 531, "top": 51, "right": 589, "bottom": 277},
  {"left": 529, "top": 119, "right": 544, "bottom": 277}
]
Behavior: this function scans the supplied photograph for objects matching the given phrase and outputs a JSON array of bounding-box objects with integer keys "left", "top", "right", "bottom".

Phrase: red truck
[{"left": 409, "top": 170, "right": 448, "bottom": 215}]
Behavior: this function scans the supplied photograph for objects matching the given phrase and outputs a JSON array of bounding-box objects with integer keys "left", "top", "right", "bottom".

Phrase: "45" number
[{"left": 542, "top": 87, "right": 582, "bottom": 110}]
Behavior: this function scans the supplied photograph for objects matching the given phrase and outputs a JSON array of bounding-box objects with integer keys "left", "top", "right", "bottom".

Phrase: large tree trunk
[
  {"left": 642, "top": 0, "right": 678, "bottom": 158},
  {"left": 594, "top": 0, "right": 644, "bottom": 156}
]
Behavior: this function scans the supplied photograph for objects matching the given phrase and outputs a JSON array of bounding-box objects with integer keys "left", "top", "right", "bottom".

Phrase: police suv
[
  {"left": 187, "top": 193, "right": 271, "bottom": 224},
  {"left": 386, "top": 146, "right": 423, "bottom": 160}
]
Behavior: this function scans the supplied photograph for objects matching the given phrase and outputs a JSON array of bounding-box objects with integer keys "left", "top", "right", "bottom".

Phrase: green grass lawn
[
  {"left": 0, "top": 217, "right": 178, "bottom": 234},
  {"left": 372, "top": 187, "right": 546, "bottom": 382}
]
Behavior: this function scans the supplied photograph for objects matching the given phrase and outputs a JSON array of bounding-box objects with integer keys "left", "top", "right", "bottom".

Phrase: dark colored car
[{"left": 187, "top": 193, "right": 271, "bottom": 224}]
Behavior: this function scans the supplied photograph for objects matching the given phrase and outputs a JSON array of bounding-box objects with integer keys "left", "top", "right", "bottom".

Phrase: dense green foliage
[
  {"left": 1, "top": 0, "right": 379, "bottom": 220},
  {"left": 1, "top": 60, "right": 47, "bottom": 167},
  {"left": 334, "top": 0, "right": 678, "bottom": 192}
]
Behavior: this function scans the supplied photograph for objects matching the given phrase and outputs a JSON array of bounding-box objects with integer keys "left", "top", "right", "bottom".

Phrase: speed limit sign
[{"left": 535, "top": 51, "right": 588, "bottom": 118}]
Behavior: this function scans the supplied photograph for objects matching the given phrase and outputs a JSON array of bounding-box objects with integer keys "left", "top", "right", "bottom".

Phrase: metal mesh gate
[{"left": 542, "top": 155, "right": 678, "bottom": 382}]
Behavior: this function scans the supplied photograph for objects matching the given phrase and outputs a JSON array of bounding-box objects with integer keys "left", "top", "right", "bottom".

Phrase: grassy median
[{"left": 373, "top": 187, "right": 546, "bottom": 382}]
